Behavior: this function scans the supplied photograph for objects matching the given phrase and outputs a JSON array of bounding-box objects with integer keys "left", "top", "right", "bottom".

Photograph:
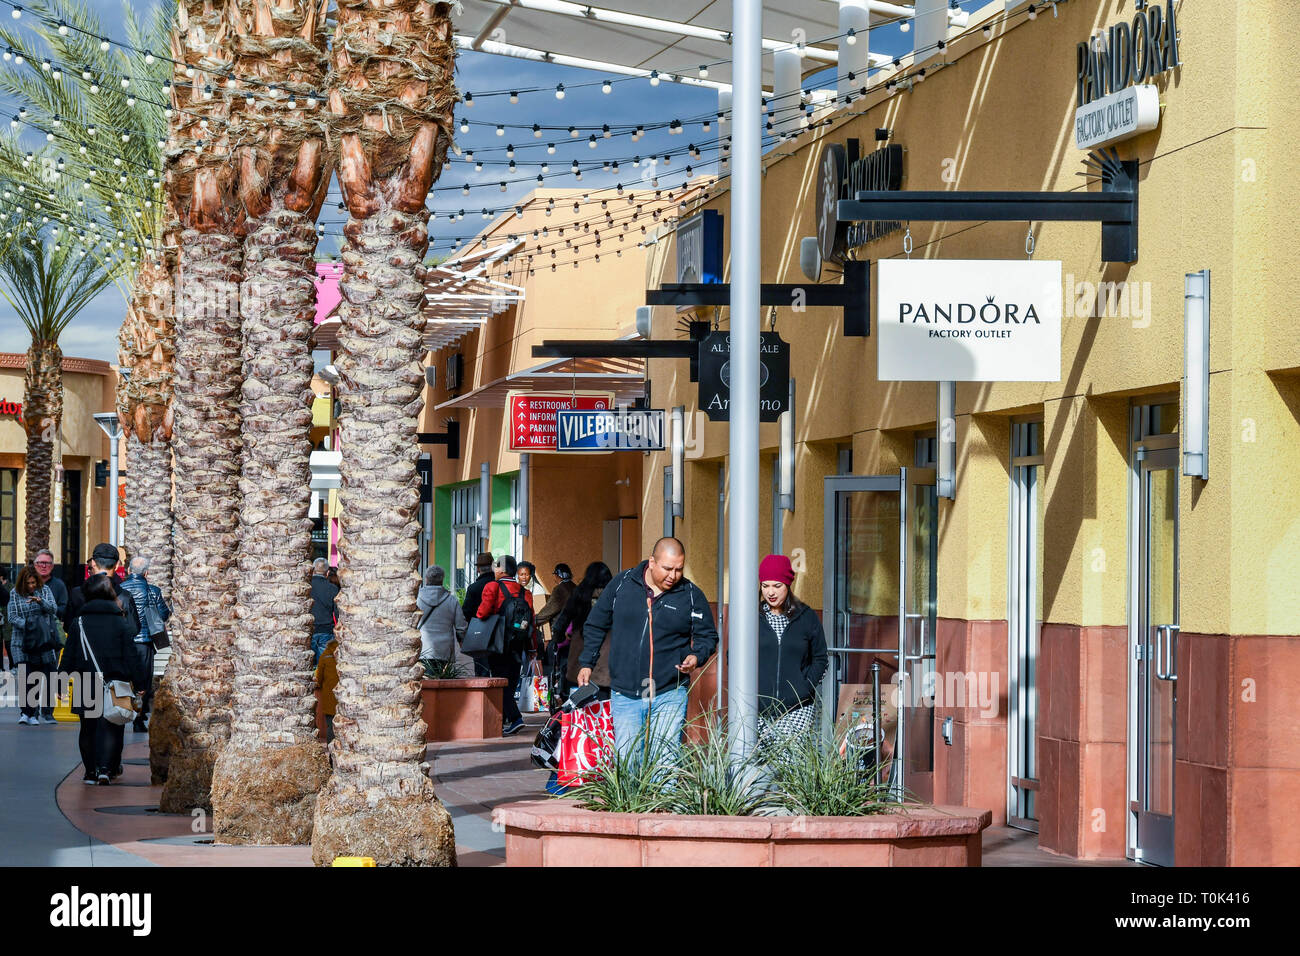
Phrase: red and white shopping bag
[{"left": 556, "top": 698, "right": 612, "bottom": 787}]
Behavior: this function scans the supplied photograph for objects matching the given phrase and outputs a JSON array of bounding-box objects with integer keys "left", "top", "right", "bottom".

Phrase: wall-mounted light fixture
[
  {"left": 937, "top": 381, "right": 955, "bottom": 499},
  {"left": 778, "top": 378, "right": 795, "bottom": 513},
  {"left": 478, "top": 462, "right": 491, "bottom": 539},
  {"left": 663, "top": 465, "right": 674, "bottom": 537},
  {"left": 671, "top": 405, "right": 685, "bottom": 522},
  {"left": 1183, "top": 270, "right": 1210, "bottom": 480}
]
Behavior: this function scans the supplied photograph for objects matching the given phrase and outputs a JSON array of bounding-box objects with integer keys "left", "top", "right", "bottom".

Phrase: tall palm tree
[
  {"left": 311, "top": 0, "right": 458, "bottom": 866},
  {"left": 209, "top": 0, "right": 333, "bottom": 845},
  {"left": 0, "top": 233, "right": 115, "bottom": 556},
  {"left": 157, "top": 0, "right": 242, "bottom": 814}
]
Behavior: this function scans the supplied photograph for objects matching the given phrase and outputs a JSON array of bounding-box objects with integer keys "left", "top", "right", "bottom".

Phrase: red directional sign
[{"left": 507, "top": 391, "right": 615, "bottom": 452}]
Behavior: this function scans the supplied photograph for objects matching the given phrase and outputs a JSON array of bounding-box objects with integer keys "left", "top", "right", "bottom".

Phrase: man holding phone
[{"left": 577, "top": 537, "right": 717, "bottom": 769}]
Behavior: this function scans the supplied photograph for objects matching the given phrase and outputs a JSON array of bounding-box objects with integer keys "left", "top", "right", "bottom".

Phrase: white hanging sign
[
  {"left": 877, "top": 259, "right": 1062, "bottom": 382},
  {"left": 1074, "top": 84, "right": 1161, "bottom": 150}
]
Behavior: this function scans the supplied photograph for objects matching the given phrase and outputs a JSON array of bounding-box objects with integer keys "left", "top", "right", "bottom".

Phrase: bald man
[{"left": 578, "top": 537, "right": 718, "bottom": 769}]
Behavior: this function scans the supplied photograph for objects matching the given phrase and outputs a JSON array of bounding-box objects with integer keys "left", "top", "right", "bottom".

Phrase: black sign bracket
[{"left": 836, "top": 150, "right": 1139, "bottom": 264}]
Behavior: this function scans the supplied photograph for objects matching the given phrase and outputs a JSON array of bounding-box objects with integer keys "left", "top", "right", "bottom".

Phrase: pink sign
[{"left": 314, "top": 262, "right": 343, "bottom": 326}]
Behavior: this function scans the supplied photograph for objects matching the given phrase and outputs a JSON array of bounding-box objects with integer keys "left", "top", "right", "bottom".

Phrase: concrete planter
[
  {"left": 493, "top": 799, "right": 993, "bottom": 866},
  {"left": 421, "top": 677, "right": 507, "bottom": 742}
]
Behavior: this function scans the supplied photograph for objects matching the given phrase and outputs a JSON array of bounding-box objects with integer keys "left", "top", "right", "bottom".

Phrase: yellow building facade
[{"left": 633, "top": 0, "right": 1299, "bottom": 865}]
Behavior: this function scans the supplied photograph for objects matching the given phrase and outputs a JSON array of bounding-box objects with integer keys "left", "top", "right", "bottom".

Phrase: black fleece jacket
[
  {"left": 578, "top": 561, "right": 718, "bottom": 698},
  {"left": 757, "top": 603, "right": 829, "bottom": 717}
]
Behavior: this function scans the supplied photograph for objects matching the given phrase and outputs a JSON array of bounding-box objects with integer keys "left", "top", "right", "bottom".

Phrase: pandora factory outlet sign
[{"left": 876, "top": 260, "right": 1062, "bottom": 382}]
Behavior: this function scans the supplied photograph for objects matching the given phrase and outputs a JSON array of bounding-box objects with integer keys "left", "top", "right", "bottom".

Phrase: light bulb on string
[
  {"left": 846, "top": 28, "right": 857, "bottom": 45},
  {"left": 509, "top": 91, "right": 518, "bottom": 104},
  {"left": 533, "top": 123, "right": 542, "bottom": 138},
  {"left": 11, "top": 7, "right": 21, "bottom": 20},
  {"left": 547, "top": 143, "right": 556, "bottom": 154},
  {"left": 900, "top": 19, "right": 910, "bottom": 32},
  {"left": 555, "top": 84, "right": 565, "bottom": 99},
  {"left": 601, "top": 80, "right": 612, "bottom": 94},
  {"left": 698, "top": 65, "right": 708, "bottom": 79},
  {"left": 649, "top": 70, "right": 660, "bottom": 86}
]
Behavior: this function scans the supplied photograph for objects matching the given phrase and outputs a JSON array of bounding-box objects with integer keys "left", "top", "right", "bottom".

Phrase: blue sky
[{"left": 0, "top": 0, "right": 982, "bottom": 364}]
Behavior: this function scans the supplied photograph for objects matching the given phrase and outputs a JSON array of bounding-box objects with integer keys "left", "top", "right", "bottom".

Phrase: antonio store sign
[
  {"left": 1074, "top": 0, "right": 1181, "bottom": 149},
  {"left": 816, "top": 141, "right": 905, "bottom": 262},
  {"left": 876, "top": 260, "right": 1062, "bottom": 383},
  {"left": 698, "top": 331, "right": 790, "bottom": 422}
]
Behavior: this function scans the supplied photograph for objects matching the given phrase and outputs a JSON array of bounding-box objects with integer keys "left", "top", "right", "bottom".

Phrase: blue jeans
[
  {"left": 311, "top": 633, "right": 333, "bottom": 667},
  {"left": 610, "top": 685, "right": 689, "bottom": 772}
]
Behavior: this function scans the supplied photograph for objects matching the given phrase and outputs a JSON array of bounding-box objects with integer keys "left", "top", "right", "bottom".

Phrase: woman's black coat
[
  {"left": 757, "top": 603, "right": 829, "bottom": 717},
  {"left": 59, "top": 598, "right": 148, "bottom": 715}
]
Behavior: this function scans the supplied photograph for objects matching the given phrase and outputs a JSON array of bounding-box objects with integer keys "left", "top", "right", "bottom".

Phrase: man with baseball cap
[{"left": 65, "top": 543, "right": 140, "bottom": 638}]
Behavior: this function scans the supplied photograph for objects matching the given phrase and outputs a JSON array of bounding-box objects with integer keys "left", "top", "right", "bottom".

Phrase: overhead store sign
[
  {"left": 876, "top": 260, "right": 1062, "bottom": 383},
  {"left": 817, "top": 141, "right": 905, "bottom": 262},
  {"left": 698, "top": 331, "right": 790, "bottom": 422},
  {"left": 557, "top": 409, "right": 665, "bottom": 452},
  {"left": 1074, "top": 0, "right": 1180, "bottom": 148},
  {"left": 508, "top": 391, "right": 614, "bottom": 451}
]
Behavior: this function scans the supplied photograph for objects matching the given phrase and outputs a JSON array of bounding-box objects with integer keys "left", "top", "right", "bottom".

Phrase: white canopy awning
[{"left": 435, "top": 354, "right": 646, "bottom": 410}]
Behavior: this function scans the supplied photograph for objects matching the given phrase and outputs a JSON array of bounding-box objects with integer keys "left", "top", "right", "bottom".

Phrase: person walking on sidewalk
[
  {"left": 755, "top": 554, "right": 828, "bottom": 761},
  {"left": 65, "top": 544, "right": 140, "bottom": 638},
  {"left": 32, "top": 550, "right": 67, "bottom": 623},
  {"left": 119, "top": 555, "right": 170, "bottom": 732},
  {"left": 577, "top": 538, "right": 718, "bottom": 770},
  {"left": 309, "top": 558, "right": 339, "bottom": 666},
  {"left": 59, "top": 574, "right": 149, "bottom": 784},
  {"left": 418, "top": 565, "right": 468, "bottom": 675},
  {"left": 535, "top": 563, "right": 576, "bottom": 706},
  {"left": 476, "top": 555, "right": 533, "bottom": 736},
  {"left": 7, "top": 565, "right": 61, "bottom": 724},
  {"left": 314, "top": 637, "right": 340, "bottom": 746},
  {"left": 461, "top": 553, "right": 495, "bottom": 675}
]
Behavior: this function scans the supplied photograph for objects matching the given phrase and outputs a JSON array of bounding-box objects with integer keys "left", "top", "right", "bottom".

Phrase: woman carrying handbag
[
  {"left": 6, "top": 564, "right": 61, "bottom": 724},
  {"left": 58, "top": 575, "right": 149, "bottom": 784}
]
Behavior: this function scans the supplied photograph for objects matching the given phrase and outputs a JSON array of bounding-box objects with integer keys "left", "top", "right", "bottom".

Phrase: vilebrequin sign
[{"left": 876, "top": 260, "right": 1062, "bottom": 383}]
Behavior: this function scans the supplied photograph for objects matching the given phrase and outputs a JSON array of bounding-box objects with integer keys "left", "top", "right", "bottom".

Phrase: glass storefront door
[
  {"left": 822, "top": 468, "right": 937, "bottom": 801},
  {"left": 1128, "top": 402, "right": 1179, "bottom": 866}
]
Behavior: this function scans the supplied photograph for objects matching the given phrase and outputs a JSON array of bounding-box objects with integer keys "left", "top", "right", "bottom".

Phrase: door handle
[{"left": 1154, "top": 624, "right": 1179, "bottom": 681}]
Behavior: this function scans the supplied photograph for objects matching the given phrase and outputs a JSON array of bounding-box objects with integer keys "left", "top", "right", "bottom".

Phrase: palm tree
[
  {"left": 156, "top": 0, "right": 242, "bottom": 814},
  {"left": 0, "top": 0, "right": 179, "bottom": 781},
  {"left": 0, "top": 233, "right": 115, "bottom": 556},
  {"left": 0, "top": 0, "right": 173, "bottom": 574},
  {"left": 208, "top": 0, "right": 333, "bottom": 845},
  {"left": 311, "top": 0, "right": 458, "bottom": 866}
]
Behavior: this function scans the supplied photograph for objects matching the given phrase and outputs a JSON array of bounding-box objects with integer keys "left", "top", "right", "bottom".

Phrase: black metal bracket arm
[
  {"left": 417, "top": 418, "right": 460, "bottom": 460},
  {"left": 531, "top": 340, "right": 698, "bottom": 360},
  {"left": 836, "top": 151, "right": 1139, "bottom": 264},
  {"left": 643, "top": 259, "right": 871, "bottom": 336}
]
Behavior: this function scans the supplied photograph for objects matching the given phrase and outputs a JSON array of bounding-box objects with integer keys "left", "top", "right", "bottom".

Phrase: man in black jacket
[
  {"left": 310, "top": 558, "right": 339, "bottom": 665},
  {"left": 577, "top": 537, "right": 717, "bottom": 769},
  {"left": 460, "top": 553, "right": 495, "bottom": 676},
  {"left": 65, "top": 544, "right": 140, "bottom": 638}
]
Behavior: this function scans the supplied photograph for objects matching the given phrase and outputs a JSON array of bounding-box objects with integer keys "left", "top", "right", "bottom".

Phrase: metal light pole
[
  {"left": 92, "top": 412, "right": 123, "bottom": 547},
  {"left": 728, "top": 0, "right": 762, "bottom": 762}
]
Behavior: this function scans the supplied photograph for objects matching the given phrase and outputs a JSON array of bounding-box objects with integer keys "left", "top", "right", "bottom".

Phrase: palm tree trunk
[
  {"left": 211, "top": 200, "right": 330, "bottom": 844},
  {"left": 22, "top": 340, "right": 62, "bottom": 556},
  {"left": 159, "top": 228, "right": 242, "bottom": 813},
  {"left": 207, "top": 0, "right": 333, "bottom": 845},
  {"left": 158, "top": 0, "right": 241, "bottom": 814},
  {"left": 311, "top": 0, "right": 458, "bottom": 867}
]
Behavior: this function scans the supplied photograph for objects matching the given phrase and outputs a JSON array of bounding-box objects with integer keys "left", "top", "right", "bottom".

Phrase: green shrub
[{"left": 421, "top": 657, "right": 466, "bottom": 680}]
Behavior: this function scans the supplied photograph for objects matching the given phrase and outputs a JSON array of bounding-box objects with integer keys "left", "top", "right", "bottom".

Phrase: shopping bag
[
  {"left": 557, "top": 698, "right": 613, "bottom": 787},
  {"left": 462, "top": 614, "right": 501, "bottom": 655},
  {"left": 518, "top": 659, "right": 539, "bottom": 713}
]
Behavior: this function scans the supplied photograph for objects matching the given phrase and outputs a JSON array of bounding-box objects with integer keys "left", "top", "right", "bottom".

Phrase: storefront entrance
[
  {"left": 1007, "top": 420, "right": 1044, "bottom": 831},
  {"left": 1127, "top": 402, "right": 1180, "bottom": 866},
  {"left": 822, "top": 468, "right": 937, "bottom": 802},
  {"left": 0, "top": 467, "right": 16, "bottom": 578}
]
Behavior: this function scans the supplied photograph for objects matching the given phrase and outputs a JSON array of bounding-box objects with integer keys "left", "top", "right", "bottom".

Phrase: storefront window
[{"left": 0, "top": 468, "right": 17, "bottom": 578}]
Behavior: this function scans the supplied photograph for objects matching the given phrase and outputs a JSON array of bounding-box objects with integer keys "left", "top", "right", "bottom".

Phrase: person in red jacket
[{"left": 477, "top": 555, "right": 533, "bottom": 736}]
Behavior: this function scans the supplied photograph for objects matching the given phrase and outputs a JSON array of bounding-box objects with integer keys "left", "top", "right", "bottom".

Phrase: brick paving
[{"left": 4, "top": 697, "right": 1129, "bottom": 866}]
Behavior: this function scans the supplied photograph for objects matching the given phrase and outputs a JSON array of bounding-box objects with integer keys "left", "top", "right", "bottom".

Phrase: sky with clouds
[{"left": 0, "top": 0, "right": 979, "bottom": 365}]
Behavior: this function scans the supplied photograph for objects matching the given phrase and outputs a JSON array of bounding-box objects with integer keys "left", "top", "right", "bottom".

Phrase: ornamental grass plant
[{"left": 566, "top": 699, "right": 902, "bottom": 817}]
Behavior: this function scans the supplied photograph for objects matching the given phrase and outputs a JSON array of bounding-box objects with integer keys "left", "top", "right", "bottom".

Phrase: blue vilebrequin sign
[{"left": 556, "top": 409, "right": 666, "bottom": 453}]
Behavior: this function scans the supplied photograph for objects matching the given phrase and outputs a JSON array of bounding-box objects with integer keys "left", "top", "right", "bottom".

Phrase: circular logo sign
[
  {"left": 719, "top": 360, "right": 770, "bottom": 390},
  {"left": 816, "top": 143, "right": 848, "bottom": 264}
]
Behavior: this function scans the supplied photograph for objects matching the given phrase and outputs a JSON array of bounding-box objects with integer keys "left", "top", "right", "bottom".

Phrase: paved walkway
[{"left": 3, "top": 694, "right": 1130, "bottom": 866}]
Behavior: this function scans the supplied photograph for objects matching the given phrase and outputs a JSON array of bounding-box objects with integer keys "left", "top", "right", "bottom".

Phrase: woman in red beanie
[{"left": 755, "top": 553, "right": 829, "bottom": 757}]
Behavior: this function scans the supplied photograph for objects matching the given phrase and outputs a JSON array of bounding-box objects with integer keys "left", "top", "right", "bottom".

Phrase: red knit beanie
[{"left": 759, "top": 553, "right": 795, "bottom": 586}]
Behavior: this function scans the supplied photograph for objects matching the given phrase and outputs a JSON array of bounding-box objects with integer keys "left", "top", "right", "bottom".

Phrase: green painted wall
[{"left": 491, "top": 471, "right": 519, "bottom": 556}]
